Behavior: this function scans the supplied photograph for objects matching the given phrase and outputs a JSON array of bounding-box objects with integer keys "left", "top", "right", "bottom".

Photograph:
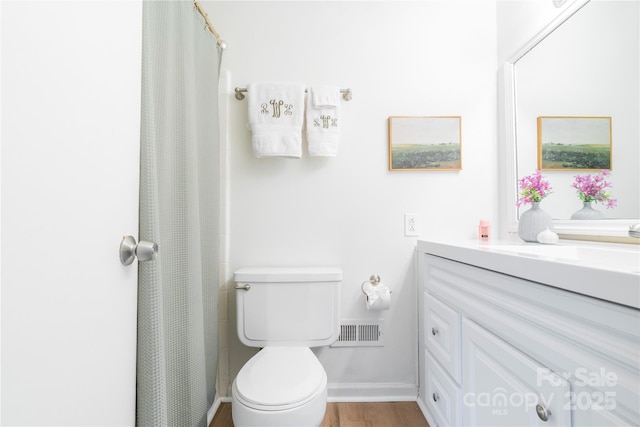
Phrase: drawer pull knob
[
  {"left": 432, "top": 392, "right": 439, "bottom": 402},
  {"left": 431, "top": 327, "right": 439, "bottom": 336},
  {"left": 536, "top": 404, "right": 551, "bottom": 422}
]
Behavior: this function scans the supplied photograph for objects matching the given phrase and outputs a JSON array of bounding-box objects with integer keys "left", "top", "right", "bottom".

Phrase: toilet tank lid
[{"left": 234, "top": 267, "right": 342, "bottom": 283}]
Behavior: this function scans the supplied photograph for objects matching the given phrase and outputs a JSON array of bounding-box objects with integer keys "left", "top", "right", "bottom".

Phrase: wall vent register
[{"left": 332, "top": 319, "right": 384, "bottom": 347}]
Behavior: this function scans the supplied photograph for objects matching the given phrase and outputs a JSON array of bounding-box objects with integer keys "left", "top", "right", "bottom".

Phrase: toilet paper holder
[{"left": 361, "top": 274, "right": 391, "bottom": 295}]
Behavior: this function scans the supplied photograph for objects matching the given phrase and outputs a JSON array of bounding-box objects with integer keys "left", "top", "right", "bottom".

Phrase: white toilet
[{"left": 232, "top": 267, "right": 342, "bottom": 427}]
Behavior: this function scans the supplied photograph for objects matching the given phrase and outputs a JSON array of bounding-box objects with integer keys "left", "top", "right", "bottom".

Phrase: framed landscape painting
[
  {"left": 537, "top": 116, "right": 612, "bottom": 170},
  {"left": 388, "top": 116, "right": 462, "bottom": 171}
]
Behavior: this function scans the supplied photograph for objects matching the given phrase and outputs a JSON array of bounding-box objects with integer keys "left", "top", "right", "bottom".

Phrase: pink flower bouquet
[
  {"left": 571, "top": 170, "right": 617, "bottom": 209},
  {"left": 516, "top": 170, "right": 552, "bottom": 207}
]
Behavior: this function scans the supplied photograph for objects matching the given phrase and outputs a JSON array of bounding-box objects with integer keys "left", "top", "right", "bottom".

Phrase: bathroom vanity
[{"left": 416, "top": 239, "right": 640, "bottom": 426}]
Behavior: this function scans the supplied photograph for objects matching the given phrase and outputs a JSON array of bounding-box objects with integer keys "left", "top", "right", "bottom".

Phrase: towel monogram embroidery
[
  {"left": 260, "top": 99, "right": 294, "bottom": 118},
  {"left": 313, "top": 115, "right": 338, "bottom": 129}
]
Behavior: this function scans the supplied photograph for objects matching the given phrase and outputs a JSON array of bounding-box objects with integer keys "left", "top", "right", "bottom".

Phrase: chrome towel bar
[{"left": 234, "top": 86, "right": 352, "bottom": 101}]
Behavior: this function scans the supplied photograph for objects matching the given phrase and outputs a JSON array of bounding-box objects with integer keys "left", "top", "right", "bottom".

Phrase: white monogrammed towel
[
  {"left": 306, "top": 85, "right": 341, "bottom": 157},
  {"left": 247, "top": 82, "right": 306, "bottom": 158}
]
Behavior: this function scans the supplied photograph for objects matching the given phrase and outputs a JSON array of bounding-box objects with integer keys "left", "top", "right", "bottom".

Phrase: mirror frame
[{"left": 498, "top": 0, "right": 639, "bottom": 242}]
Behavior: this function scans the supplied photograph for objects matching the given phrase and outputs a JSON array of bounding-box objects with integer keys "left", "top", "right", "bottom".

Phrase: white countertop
[{"left": 417, "top": 239, "right": 640, "bottom": 309}]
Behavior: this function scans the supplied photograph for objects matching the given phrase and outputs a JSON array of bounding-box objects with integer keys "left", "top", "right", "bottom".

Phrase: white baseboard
[
  {"left": 207, "top": 395, "right": 235, "bottom": 424},
  {"left": 327, "top": 383, "right": 418, "bottom": 402},
  {"left": 207, "top": 397, "right": 222, "bottom": 426},
  {"left": 211, "top": 383, "right": 419, "bottom": 420}
]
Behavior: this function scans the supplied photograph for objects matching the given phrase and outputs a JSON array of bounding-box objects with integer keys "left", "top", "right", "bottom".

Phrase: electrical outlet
[{"left": 404, "top": 213, "right": 419, "bottom": 237}]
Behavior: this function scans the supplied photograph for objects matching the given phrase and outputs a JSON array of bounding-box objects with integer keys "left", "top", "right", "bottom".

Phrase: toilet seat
[{"left": 234, "top": 346, "right": 326, "bottom": 411}]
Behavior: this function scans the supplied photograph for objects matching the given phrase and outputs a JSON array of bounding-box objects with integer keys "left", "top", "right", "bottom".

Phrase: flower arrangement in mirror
[
  {"left": 516, "top": 170, "right": 554, "bottom": 242},
  {"left": 570, "top": 170, "right": 617, "bottom": 220}
]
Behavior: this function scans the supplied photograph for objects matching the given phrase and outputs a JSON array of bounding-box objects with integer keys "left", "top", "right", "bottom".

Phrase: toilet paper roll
[{"left": 363, "top": 282, "right": 391, "bottom": 311}]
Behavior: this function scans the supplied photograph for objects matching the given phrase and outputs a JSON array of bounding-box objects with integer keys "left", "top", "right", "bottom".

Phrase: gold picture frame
[
  {"left": 388, "top": 116, "right": 462, "bottom": 171},
  {"left": 537, "top": 116, "right": 612, "bottom": 170}
]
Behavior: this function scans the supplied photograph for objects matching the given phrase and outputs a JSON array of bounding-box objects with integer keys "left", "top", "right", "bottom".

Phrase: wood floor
[{"left": 209, "top": 401, "right": 430, "bottom": 427}]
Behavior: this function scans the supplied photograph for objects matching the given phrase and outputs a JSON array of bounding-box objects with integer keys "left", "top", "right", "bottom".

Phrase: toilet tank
[{"left": 234, "top": 267, "right": 342, "bottom": 348}]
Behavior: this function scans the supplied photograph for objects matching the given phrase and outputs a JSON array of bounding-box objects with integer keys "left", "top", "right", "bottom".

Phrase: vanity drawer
[
  {"left": 424, "top": 350, "right": 462, "bottom": 427},
  {"left": 425, "top": 292, "right": 462, "bottom": 383}
]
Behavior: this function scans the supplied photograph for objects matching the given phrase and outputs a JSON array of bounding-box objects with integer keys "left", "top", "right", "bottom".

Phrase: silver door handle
[{"left": 119, "top": 235, "right": 158, "bottom": 266}]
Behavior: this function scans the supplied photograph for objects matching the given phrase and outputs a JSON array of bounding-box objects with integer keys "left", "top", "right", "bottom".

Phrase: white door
[{"left": 1, "top": 1, "right": 142, "bottom": 425}]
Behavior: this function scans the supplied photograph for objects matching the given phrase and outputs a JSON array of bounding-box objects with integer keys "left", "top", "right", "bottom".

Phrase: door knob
[{"left": 119, "top": 235, "right": 158, "bottom": 266}]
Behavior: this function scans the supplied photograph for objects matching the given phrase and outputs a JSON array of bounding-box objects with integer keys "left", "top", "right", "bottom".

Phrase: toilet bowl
[
  {"left": 232, "top": 267, "right": 342, "bottom": 427},
  {"left": 231, "top": 347, "right": 327, "bottom": 427}
]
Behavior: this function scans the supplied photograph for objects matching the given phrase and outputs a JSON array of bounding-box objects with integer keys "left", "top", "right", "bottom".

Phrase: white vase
[
  {"left": 518, "top": 202, "right": 554, "bottom": 242},
  {"left": 570, "top": 201, "right": 606, "bottom": 220}
]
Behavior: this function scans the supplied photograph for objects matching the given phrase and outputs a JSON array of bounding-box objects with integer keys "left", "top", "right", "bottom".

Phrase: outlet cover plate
[{"left": 404, "top": 213, "right": 419, "bottom": 236}]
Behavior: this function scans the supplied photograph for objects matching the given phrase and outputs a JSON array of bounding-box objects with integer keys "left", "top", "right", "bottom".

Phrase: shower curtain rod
[
  {"left": 194, "top": 0, "right": 226, "bottom": 48},
  {"left": 234, "top": 87, "right": 353, "bottom": 101}
]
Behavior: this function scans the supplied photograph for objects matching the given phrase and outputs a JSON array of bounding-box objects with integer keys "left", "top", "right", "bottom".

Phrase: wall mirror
[{"left": 500, "top": 0, "right": 640, "bottom": 241}]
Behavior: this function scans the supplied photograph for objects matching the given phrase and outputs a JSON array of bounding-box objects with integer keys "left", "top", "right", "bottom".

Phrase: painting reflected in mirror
[{"left": 537, "top": 116, "right": 612, "bottom": 171}]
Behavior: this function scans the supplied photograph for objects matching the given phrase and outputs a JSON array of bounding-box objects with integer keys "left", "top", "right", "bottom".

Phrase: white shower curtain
[{"left": 137, "top": 2, "right": 221, "bottom": 426}]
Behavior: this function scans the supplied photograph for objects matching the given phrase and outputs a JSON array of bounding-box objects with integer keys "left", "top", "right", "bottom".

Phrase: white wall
[{"left": 209, "top": 1, "right": 498, "bottom": 398}]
